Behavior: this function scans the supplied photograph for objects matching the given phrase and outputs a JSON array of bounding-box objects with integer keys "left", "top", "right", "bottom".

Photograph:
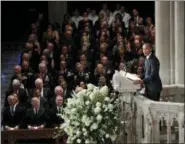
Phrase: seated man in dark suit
[
  {"left": 5, "top": 79, "right": 28, "bottom": 107},
  {"left": 60, "top": 80, "right": 71, "bottom": 104},
  {"left": 74, "top": 63, "right": 92, "bottom": 87},
  {"left": 2, "top": 95, "right": 25, "bottom": 130},
  {"left": 33, "top": 78, "right": 52, "bottom": 101},
  {"left": 48, "top": 95, "right": 64, "bottom": 128},
  {"left": 27, "top": 88, "right": 48, "bottom": 110},
  {"left": 25, "top": 97, "right": 46, "bottom": 129},
  {"left": 10, "top": 65, "right": 22, "bottom": 85},
  {"left": 134, "top": 43, "right": 162, "bottom": 101},
  {"left": 35, "top": 62, "right": 55, "bottom": 89}
]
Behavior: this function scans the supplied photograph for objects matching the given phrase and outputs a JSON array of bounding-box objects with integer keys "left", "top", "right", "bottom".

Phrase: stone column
[
  {"left": 170, "top": 2, "right": 175, "bottom": 84},
  {"left": 48, "top": 1, "right": 67, "bottom": 25},
  {"left": 174, "top": 2, "right": 185, "bottom": 85},
  {"left": 155, "top": 1, "right": 171, "bottom": 85}
]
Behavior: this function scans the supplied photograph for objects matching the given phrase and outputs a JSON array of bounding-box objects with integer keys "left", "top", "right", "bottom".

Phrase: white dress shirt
[
  {"left": 121, "top": 12, "right": 131, "bottom": 28},
  {"left": 57, "top": 106, "right": 63, "bottom": 113},
  {"left": 146, "top": 53, "right": 152, "bottom": 59},
  {"left": 71, "top": 16, "right": 83, "bottom": 29},
  {"left": 113, "top": 10, "right": 120, "bottom": 17},
  {"left": 108, "top": 15, "right": 114, "bottom": 27},
  {"left": 41, "top": 88, "right": 44, "bottom": 97},
  {"left": 88, "top": 14, "right": 98, "bottom": 26}
]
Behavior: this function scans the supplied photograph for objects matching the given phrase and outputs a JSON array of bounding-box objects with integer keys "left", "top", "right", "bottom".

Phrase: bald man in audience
[
  {"left": 25, "top": 97, "right": 46, "bottom": 129},
  {"left": 5, "top": 79, "right": 28, "bottom": 107},
  {"left": 2, "top": 95, "right": 25, "bottom": 130}
]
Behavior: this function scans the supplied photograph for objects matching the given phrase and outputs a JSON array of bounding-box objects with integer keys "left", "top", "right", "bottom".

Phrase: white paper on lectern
[
  {"left": 120, "top": 70, "right": 141, "bottom": 81},
  {"left": 118, "top": 70, "right": 140, "bottom": 92}
]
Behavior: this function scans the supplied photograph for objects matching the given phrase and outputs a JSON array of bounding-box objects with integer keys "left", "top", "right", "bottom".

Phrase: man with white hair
[
  {"left": 5, "top": 79, "right": 27, "bottom": 107},
  {"left": 49, "top": 86, "right": 63, "bottom": 108},
  {"left": 25, "top": 97, "right": 46, "bottom": 129},
  {"left": 2, "top": 94, "right": 25, "bottom": 130},
  {"left": 34, "top": 78, "right": 51, "bottom": 100},
  {"left": 36, "top": 62, "right": 54, "bottom": 88}
]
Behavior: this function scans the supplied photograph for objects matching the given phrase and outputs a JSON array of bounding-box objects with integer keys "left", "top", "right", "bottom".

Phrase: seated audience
[{"left": 3, "top": 3, "right": 156, "bottom": 130}]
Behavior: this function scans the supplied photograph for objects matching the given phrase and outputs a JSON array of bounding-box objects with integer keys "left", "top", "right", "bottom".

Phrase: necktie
[
  {"left": 11, "top": 106, "right": 14, "bottom": 115},
  {"left": 35, "top": 109, "right": 38, "bottom": 115},
  {"left": 58, "top": 107, "right": 62, "bottom": 113}
]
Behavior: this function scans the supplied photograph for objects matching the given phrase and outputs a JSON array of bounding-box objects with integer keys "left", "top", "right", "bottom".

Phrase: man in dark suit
[
  {"left": 26, "top": 88, "right": 48, "bottom": 110},
  {"left": 48, "top": 95, "right": 64, "bottom": 128},
  {"left": 134, "top": 43, "right": 162, "bottom": 101},
  {"left": 34, "top": 78, "right": 52, "bottom": 101},
  {"left": 60, "top": 80, "right": 71, "bottom": 106},
  {"left": 25, "top": 97, "right": 46, "bottom": 129},
  {"left": 5, "top": 79, "right": 28, "bottom": 107},
  {"left": 2, "top": 95, "right": 25, "bottom": 130}
]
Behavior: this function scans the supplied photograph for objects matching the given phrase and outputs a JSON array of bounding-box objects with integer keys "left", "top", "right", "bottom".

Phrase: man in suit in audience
[
  {"left": 74, "top": 63, "right": 91, "bottom": 87},
  {"left": 34, "top": 78, "right": 52, "bottom": 101},
  {"left": 60, "top": 80, "right": 71, "bottom": 103},
  {"left": 21, "top": 60, "right": 35, "bottom": 90},
  {"left": 36, "top": 62, "right": 54, "bottom": 89},
  {"left": 48, "top": 95, "right": 64, "bottom": 128},
  {"left": 49, "top": 86, "right": 63, "bottom": 108},
  {"left": 27, "top": 88, "right": 48, "bottom": 110},
  {"left": 2, "top": 95, "right": 25, "bottom": 130},
  {"left": 11, "top": 65, "right": 22, "bottom": 83},
  {"left": 5, "top": 79, "right": 28, "bottom": 107},
  {"left": 25, "top": 97, "right": 46, "bottom": 129},
  {"left": 134, "top": 43, "right": 162, "bottom": 101},
  {"left": 78, "top": 12, "right": 93, "bottom": 32}
]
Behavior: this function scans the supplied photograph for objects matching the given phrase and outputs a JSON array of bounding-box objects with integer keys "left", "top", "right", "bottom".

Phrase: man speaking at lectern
[{"left": 134, "top": 43, "right": 162, "bottom": 101}]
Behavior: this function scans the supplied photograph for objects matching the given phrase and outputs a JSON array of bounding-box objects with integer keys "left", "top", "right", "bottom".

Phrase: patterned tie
[
  {"left": 35, "top": 109, "right": 38, "bottom": 115},
  {"left": 11, "top": 106, "right": 14, "bottom": 115}
]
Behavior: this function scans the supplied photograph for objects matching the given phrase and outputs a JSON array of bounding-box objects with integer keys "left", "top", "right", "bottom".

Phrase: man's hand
[
  {"left": 133, "top": 80, "right": 143, "bottom": 85},
  {"left": 38, "top": 125, "right": 44, "bottom": 129}
]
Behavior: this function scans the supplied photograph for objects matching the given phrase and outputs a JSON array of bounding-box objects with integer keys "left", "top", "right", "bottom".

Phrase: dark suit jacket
[
  {"left": 142, "top": 54, "right": 162, "bottom": 100},
  {"left": 29, "top": 88, "right": 52, "bottom": 101},
  {"left": 25, "top": 107, "right": 46, "bottom": 127},
  {"left": 2, "top": 104, "right": 25, "bottom": 128},
  {"left": 48, "top": 106, "right": 64, "bottom": 128},
  {"left": 5, "top": 88, "right": 28, "bottom": 107},
  {"left": 63, "top": 89, "right": 72, "bottom": 104}
]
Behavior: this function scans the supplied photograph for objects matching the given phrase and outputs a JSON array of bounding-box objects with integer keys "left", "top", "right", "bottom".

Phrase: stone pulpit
[{"left": 112, "top": 70, "right": 141, "bottom": 143}]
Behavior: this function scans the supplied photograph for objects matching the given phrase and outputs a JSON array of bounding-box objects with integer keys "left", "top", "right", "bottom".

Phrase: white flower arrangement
[{"left": 54, "top": 83, "right": 120, "bottom": 144}]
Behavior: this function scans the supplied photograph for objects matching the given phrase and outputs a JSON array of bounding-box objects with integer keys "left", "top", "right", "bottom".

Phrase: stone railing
[
  {"left": 134, "top": 95, "right": 184, "bottom": 144},
  {"left": 160, "top": 84, "right": 184, "bottom": 102},
  {"left": 112, "top": 71, "right": 184, "bottom": 143}
]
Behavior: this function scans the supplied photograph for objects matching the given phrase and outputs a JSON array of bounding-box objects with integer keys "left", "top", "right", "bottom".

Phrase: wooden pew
[{"left": 1, "top": 128, "right": 66, "bottom": 144}]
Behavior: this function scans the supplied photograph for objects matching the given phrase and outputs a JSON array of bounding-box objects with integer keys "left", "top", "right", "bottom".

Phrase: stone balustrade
[
  {"left": 135, "top": 95, "right": 184, "bottom": 143},
  {"left": 160, "top": 84, "right": 184, "bottom": 102}
]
